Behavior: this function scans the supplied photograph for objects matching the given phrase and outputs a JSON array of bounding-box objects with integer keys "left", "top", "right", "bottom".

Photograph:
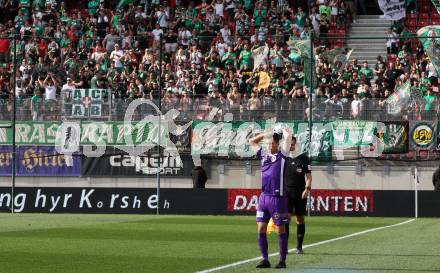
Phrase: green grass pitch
[{"left": 0, "top": 214, "right": 438, "bottom": 273}]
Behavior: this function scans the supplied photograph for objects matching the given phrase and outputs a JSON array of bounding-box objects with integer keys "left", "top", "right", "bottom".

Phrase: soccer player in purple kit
[{"left": 249, "top": 124, "right": 292, "bottom": 269}]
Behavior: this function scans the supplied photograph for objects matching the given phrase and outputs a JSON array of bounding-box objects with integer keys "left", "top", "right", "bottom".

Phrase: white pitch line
[{"left": 196, "top": 218, "right": 415, "bottom": 273}]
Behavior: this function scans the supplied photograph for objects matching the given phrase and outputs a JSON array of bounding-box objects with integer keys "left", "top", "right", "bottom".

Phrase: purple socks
[
  {"left": 279, "top": 232, "right": 288, "bottom": 262},
  {"left": 258, "top": 233, "right": 268, "bottom": 260}
]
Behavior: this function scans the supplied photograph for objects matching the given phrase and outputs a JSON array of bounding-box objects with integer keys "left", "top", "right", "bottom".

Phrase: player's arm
[
  {"left": 248, "top": 129, "right": 271, "bottom": 152},
  {"left": 280, "top": 128, "right": 292, "bottom": 157},
  {"left": 302, "top": 158, "right": 313, "bottom": 199}
]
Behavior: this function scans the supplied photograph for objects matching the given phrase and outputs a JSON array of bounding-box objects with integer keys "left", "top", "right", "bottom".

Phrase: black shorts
[{"left": 287, "top": 191, "right": 307, "bottom": 216}]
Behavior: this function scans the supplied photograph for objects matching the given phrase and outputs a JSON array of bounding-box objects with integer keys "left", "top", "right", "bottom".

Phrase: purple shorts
[{"left": 256, "top": 194, "right": 289, "bottom": 226}]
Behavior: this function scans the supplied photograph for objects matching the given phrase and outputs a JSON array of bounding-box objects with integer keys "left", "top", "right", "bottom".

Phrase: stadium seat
[
  {"left": 418, "top": 19, "right": 430, "bottom": 27},
  {"left": 407, "top": 18, "right": 417, "bottom": 28},
  {"left": 419, "top": 150, "right": 429, "bottom": 159},
  {"left": 418, "top": 13, "right": 429, "bottom": 20},
  {"left": 419, "top": 3, "right": 431, "bottom": 12}
]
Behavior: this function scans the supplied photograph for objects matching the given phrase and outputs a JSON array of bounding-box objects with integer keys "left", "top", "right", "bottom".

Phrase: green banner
[
  {"left": 71, "top": 89, "right": 109, "bottom": 117},
  {"left": 378, "top": 121, "right": 409, "bottom": 154},
  {"left": 0, "top": 121, "right": 168, "bottom": 146},
  {"left": 330, "top": 121, "right": 377, "bottom": 146},
  {"left": 191, "top": 120, "right": 331, "bottom": 159},
  {"left": 418, "top": 26, "right": 440, "bottom": 76}
]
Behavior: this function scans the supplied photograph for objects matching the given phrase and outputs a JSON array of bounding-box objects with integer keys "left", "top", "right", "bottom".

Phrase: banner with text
[
  {"left": 0, "top": 188, "right": 438, "bottom": 216},
  {"left": 0, "top": 121, "right": 170, "bottom": 146},
  {"left": 0, "top": 146, "right": 81, "bottom": 176},
  {"left": 81, "top": 149, "right": 194, "bottom": 177},
  {"left": 191, "top": 121, "right": 332, "bottom": 160},
  {"left": 378, "top": 0, "right": 406, "bottom": 20},
  {"left": 227, "top": 188, "right": 374, "bottom": 215}
]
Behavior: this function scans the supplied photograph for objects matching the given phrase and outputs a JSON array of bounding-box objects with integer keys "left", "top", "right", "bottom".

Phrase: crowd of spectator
[{"left": 0, "top": 0, "right": 437, "bottom": 122}]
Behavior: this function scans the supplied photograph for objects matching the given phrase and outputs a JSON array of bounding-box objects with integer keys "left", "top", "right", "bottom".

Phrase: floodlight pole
[
  {"left": 156, "top": 34, "right": 163, "bottom": 216},
  {"left": 307, "top": 32, "right": 314, "bottom": 217},
  {"left": 11, "top": 32, "right": 17, "bottom": 214},
  {"left": 414, "top": 167, "right": 418, "bottom": 219}
]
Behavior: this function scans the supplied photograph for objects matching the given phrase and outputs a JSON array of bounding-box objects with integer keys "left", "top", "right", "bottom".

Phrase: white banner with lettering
[{"left": 378, "top": 0, "right": 406, "bottom": 20}]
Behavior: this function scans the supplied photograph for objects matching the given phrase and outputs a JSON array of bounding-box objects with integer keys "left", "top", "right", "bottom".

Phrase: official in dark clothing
[
  {"left": 283, "top": 136, "right": 312, "bottom": 254},
  {"left": 433, "top": 165, "right": 440, "bottom": 191},
  {"left": 192, "top": 166, "right": 208, "bottom": 188}
]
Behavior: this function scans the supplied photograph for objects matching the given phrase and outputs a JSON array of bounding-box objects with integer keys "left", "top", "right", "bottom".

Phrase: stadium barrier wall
[{"left": 0, "top": 187, "right": 439, "bottom": 217}]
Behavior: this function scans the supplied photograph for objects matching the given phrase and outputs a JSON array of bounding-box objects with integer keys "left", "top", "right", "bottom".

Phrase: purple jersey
[{"left": 257, "top": 148, "right": 286, "bottom": 196}]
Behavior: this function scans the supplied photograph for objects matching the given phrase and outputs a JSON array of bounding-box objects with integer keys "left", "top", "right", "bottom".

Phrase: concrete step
[
  {"left": 347, "top": 47, "right": 387, "bottom": 52},
  {"left": 350, "top": 26, "right": 390, "bottom": 31},
  {"left": 357, "top": 15, "right": 383, "bottom": 19},
  {"left": 351, "top": 51, "right": 386, "bottom": 57},
  {"left": 352, "top": 22, "right": 391, "bottom": 27},
  {"left": 354, "top": 19, "right": 390, "bottom": 24},
  {"left": 350, "top": 30, "right": 390, "bottom": 35},
  {"left": 347, "top": 39, "right": 387, "bottom": 44}
]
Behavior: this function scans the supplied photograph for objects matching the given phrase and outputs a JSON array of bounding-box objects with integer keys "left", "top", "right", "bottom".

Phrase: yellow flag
[
  {"left": 258, "top": 72, "right": 270, "bottom": 90},
  {"left": 267, "top": 218, "right": 278, "bottom": 235}
]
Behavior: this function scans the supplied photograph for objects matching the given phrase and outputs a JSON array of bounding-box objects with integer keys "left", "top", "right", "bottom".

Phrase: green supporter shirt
[
  {"left": 295, "top": 12, "right": 306, "bottom": 28},
  {"left": 223, "top": 52, "right": 236, "bottom": 67},
  {"left": 359, "top": 67, "right": 373, "bottom": 79},
  {"left": 31, "top": 95, "right": 42, "bottom": 113},
  {"left": 319, "top": 5, "right": 331, "bottom": 18},
  {"left": 424, "top": 94, "right": 436, "bottom": 110},
  {"left": 239, "top": 50, "right": 252, "bottom": 68},
  {"left": 88, "top": 0, "right": 99, "bottom": 16}
]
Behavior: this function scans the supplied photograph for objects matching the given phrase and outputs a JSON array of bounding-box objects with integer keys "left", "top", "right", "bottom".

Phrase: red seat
[
  {"left": 431, "top": 18, "right": 440, "bottom": 25},
  {"left": 418, "top": 13, "right": 429, "bottom": 20},
  {"left": 408, "top": 13, "right": 417, "bottom": 19},
  {"left": 418, "top": 19, "right": 429, "bottom": 27},
  {"left": 407, "top": 18, "right": 417, "bottom": 27},
  {"left": 419, "top": 150, "right": 429, "bottom": 159},
  {"left": 432, "top": 12, "right": 440, "bottom": 19},
  {"left": 334, "top": 39, "right": 344, "bottom": 48},
  {"left": 420, "top": 4, "right": 431, "bottom": 12}
]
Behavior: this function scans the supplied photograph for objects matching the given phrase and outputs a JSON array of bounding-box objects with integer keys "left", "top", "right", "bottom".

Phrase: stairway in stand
[{"left": 347, "top": 15, "right": 391, "bottom": 66}]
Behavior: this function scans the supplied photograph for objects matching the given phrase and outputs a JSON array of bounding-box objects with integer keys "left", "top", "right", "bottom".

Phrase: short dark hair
[{"left": 273, "top": 133, "right": 282, "bottom": 142}]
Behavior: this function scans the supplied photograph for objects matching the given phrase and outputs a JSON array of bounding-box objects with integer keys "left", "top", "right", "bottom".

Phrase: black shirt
[{"left": 283, "top": 153, "right": 311, "bottom": 192}]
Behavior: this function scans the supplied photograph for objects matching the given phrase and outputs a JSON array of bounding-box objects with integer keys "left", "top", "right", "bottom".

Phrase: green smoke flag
[
  {"left": 417, "top": 26, "right": 440, "bottom": 75},
  {"left": 432, "top": 0, "right": 440, "bottom": 14},
  {"left": 386, "top": 81, "right": 411, "bottom": 114},
  {"left": 287, "top": 39, "right": 317, "bottom": 88},
  {"left": 117, "top": 0, "right": 136, "bottom": 8}
]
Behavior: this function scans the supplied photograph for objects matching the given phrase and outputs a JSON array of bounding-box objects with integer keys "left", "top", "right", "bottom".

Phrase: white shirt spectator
[
  {"left": 427, "top": 61, "right": 438, "bottom": 78},
  {"left": 61, "top": 82, "right": 76, "bottom": 100},
  {"left": 220, "top": 26, "right": 231, "bottom": 44},
  {"left": 45, "top": 85, "right": 57, "bottom": 100},
  {"left": 152, "top": 28, "right": 163, "bottom": 41},
  {"left": 215, "top": 1, "right": 224, "bottom": 17},
  {"left": 156, "top": 10, "right": 168, "bottom": 28},
  {"left": 351, "top": 98, "right": 361, "bottom": 117},
  {"left": 216, "top": 42, "right": 228, "bottom": 58},
  {"left": 178, "top": 29, "right": 192, "bottom": 46},
  {"left": 110, "top": 48, "right": 124, "bottom": 68}
]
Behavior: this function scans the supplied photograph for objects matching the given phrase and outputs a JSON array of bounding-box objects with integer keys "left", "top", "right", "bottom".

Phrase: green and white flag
[
  {"left": 386, "top": 81, "right": 411, "bottom": 114},
  {"left": 432, "top": 0, "right": 440, "bottom": 14},
  {"left": 117, "top": 0, "right": 135, "bottom": 8},
  {"left": 417, "top": 26, "right": 440, "bottom": 75},
  {"left": 320, "top": 47, "right": 353, "bottom": 71},
  {"left": 287, "top": 39, "right": 317, "bottom": 88}
]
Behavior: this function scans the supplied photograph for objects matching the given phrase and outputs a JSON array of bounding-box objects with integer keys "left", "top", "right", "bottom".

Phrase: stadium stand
[{"left": 0, "top": 0, "right": 436, "bottom": 123}]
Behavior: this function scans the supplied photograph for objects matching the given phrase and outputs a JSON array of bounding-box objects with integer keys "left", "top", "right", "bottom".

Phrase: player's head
[
  {"left": 271, "top": 125, "right": 284, "bottom": 153},
  {"left": 290, "top": 136, "right": 297, "bottom": 152}
]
